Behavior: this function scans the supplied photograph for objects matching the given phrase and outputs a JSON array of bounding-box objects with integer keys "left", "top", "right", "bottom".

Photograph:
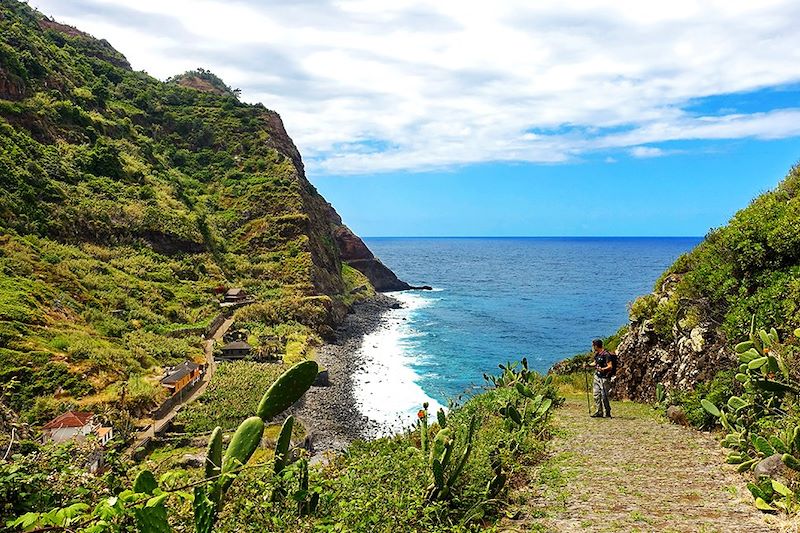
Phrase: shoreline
[{"left": 292, "top": 293, "right": 401, "bottom": 456}]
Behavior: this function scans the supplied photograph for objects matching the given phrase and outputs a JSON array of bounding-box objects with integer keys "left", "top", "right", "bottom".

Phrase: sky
[{"left": 30, "top": 0, "right": 800, "bottom": 236}]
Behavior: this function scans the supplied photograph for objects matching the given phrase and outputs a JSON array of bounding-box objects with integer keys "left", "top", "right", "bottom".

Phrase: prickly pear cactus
[
  {"left": 256, "top": 360, "right": 319, "bottom": 421},
  {"left": 485, "top": 447, "right": 506, "bottom": 498},
  {"left": 193, "top": 486, "right": 216, "bottom": 533},
  {"left": 702, "top": 324, "right": 800, "bottom": 512},
  {"left": 205, "top": 426, "right": 223, "bottom": 505},
  {"left": 273, "top": 415, "right": 294, "bottom": 475},
  {"left": 430, "top": 427, "right": 452, "bottom": 464},
  {"left": 446, "top": 415, "right": 477, "bottom": 490},
  {"left": 296, "top": 459, "right": 319, "bottom": 516},
  {"left": 436, "top": 408, "right": 447, "bottom": 429},
  {"left": 418, "top": 402, "right": 429, "bottom": 453},
  {"left": 206, "top": 427, "right": 223, "bottom": 479},
  {"left": 221, "top": 416, "right": 265, "bottom": 492}
]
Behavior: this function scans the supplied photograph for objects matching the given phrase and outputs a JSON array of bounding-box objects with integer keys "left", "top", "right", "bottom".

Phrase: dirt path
[
  {"left": 128, "top": 316, "right": 235, "bottom": 454},
  {"left": 505, "top": 395, "right": 777, "bottom": 532}
]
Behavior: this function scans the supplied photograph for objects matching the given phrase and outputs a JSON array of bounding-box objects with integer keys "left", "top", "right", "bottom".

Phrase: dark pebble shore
[{"left": 293, "top": 293, "right": 401, "bottom": 457}]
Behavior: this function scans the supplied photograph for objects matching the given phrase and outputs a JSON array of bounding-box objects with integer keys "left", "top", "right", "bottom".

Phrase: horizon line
[{"left": 361, "top": 235, "right": 704, "bottom": 239}]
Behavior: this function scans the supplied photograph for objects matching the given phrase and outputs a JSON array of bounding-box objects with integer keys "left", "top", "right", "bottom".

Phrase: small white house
[{"left": 41, "top": 411, "right": 113, "bottom": 446}]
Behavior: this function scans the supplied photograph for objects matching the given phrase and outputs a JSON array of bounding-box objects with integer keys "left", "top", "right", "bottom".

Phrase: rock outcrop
[
  {"left": 0, "top": 68, "right": 26, "bottom": 100},
  {"left": 613, "top": 275, "right": 735, "bottom": 402},
  {"left": 607, "top": 167, "right": 800, "bottom": 403},
  {"left": 325, "top": 204, "right": 419, "bottom": 292}
]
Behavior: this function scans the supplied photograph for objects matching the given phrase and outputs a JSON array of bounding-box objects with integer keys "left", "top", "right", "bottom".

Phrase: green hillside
[
  {"left": 630, "top": 165, "right": 800, "bottom": 342},
  {"left": 595, "top": 165, "right": 800, "bottom": 403},
  {"left": 0, "top": 0, "right": 360, "bottom": 423}
]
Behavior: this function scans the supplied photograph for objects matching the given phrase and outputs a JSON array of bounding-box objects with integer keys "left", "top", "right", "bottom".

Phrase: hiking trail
[{"left": 502, "top": 395, "right": 779, "bottom": 532}]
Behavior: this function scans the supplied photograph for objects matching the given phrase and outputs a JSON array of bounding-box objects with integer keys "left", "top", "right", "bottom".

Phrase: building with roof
[
  {"left": 223, "top": 288, "right": 248, "bottom": 303},
  {"left": 160, "top": 361, "right": 203, "bottom": 394},
  {"left": 41, "top": 411, "right": 113, "bottom": 446},
  {"left": 218, "top": 340, "right": 252, "bottom": 361}
]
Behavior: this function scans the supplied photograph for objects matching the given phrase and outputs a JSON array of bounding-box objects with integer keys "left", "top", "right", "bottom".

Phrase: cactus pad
[
  {"left": 274, "top": 415, "right": 294, "bottom": 474},
  {"left": 222, "top": 416, "right": 265, "bottom": 490},
  {"left": 256, "top": 360, "right": 319, "bottom": 421}
]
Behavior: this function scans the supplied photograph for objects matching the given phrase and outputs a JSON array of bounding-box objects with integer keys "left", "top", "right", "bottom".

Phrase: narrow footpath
[
  {"left": 128, "top": 316, "right": 235, "bottom": 455},
  {"left": 503, "top": 395, "right": 778, "bottom": 532}
]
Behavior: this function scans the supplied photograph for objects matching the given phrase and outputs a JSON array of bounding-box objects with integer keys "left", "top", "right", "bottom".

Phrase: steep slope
[
  {"left": 614, "top": 165, "right": 800, "bottom": 401},
  {"left": 324, "top": 203, "right": 419, "bottom": 291},
  {"left": 0, "top": 0, "right": 406, "bottom": 422}
]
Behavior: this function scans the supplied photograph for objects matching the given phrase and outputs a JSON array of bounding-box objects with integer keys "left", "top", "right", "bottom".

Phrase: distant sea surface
[{"left": 353, "top": 237, "right": 701, "bottom": 429}]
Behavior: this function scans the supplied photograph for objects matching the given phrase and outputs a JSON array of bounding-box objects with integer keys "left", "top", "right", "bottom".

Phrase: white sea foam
[{"left": 353, "top": 291, "right": 444, "bottom": 434}]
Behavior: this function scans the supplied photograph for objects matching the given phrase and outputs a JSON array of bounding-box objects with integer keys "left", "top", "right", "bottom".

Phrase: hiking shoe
[
  {"left": 590, "top": 413, "right": 603, "bottom": 418},
  {"left": 605, "top": 414, "right": 612, "bottom": 418}
]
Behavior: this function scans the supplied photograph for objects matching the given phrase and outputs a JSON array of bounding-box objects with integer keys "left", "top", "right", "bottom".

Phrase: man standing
[{"left": 590, "top": 339, "right": 616, "bottom": 418}]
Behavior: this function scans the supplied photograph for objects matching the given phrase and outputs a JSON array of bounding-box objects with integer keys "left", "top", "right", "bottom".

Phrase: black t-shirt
[{"left": 594, "top": 350, "right": 617, "bottom": 378}]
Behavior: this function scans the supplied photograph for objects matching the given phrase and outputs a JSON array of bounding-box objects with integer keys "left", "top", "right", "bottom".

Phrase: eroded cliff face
[
  {"left": 324, "top": 204, "right": 414, "bottom": 292},
  {"left": 256, "top": 110, "right": 347, "bottom": 298},
  {"left": 256, "top": 110, "right": 412, "bottom": 295},
  {"left": 613, "top": 274, "right": 735, "bottom": 402}
]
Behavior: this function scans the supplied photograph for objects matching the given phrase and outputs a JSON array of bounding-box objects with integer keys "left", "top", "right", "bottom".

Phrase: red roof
[{"left": 42, "top": 411, "right": 94, "bottom": 430}]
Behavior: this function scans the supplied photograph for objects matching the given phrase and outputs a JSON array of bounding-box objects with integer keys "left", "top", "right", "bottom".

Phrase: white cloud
[
  {"left": 629, "top": 146, "right": 665, "bottom": 158},
  {"left": 30, "top": 0, "right": 800, "bottom": 174}
]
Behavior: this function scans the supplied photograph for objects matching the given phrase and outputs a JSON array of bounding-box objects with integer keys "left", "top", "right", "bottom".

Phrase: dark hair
[{"left": 592, "top": 339, "right": 603, "bottom": 348}]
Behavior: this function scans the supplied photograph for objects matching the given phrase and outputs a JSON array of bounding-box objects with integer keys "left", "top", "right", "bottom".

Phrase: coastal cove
[
  {"left": 353, "top": 237, "right": 701, "bottom": 426},
  {"left": 8, "top": 0, "right": 800, "bottom": 528}
]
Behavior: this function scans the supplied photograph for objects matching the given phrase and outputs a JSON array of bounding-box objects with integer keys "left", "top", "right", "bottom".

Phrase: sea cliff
[{"left": 0, "top": 0, "right": 409, "bottom": 424}]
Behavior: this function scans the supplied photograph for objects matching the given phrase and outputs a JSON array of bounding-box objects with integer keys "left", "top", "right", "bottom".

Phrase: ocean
[{"left": 352, "top": 237, "right": 701, "bottom": 430}]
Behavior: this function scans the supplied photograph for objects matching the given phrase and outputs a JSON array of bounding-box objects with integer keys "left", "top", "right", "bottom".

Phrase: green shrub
[
  {"left": 629, "top": 293, "right": 658, "bottom": 322},
  {"left": 669, "top": 370, "right": 738, "bottom": 429}
]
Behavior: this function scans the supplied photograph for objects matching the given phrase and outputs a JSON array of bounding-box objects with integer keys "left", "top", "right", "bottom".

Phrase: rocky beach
[{"left": 293, "top": 294, "right": 402, "bottom": 456}]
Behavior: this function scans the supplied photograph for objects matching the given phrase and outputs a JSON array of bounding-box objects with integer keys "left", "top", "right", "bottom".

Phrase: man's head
[{"left": 592, "top": 339, "right": 603, "bottom": 353}]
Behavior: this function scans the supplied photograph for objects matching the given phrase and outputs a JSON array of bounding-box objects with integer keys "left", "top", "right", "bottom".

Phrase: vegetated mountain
[
  {"left": 0, "top": 0, "right": 406, "bottom": 423},
  {"left": 614, "top": 165, "right": 800, "bottom": 401}
]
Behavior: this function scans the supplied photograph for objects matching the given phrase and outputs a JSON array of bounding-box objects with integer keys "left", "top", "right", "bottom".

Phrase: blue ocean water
[{"left": 363, "top": 237, "right": 701, "bottom": 405}]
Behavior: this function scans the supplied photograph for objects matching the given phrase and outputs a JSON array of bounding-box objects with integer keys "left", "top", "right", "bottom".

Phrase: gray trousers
[{"left": 593, "top": 374, "right": 611, "bottom": 416}]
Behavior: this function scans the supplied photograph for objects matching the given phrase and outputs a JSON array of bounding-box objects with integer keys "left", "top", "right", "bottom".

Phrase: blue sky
[
  {"left": 31, "top": 0, "right": 800, "bottom": 236},
  {"left": 316, "top": 135, "right": 800, "bottom": 236}
]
